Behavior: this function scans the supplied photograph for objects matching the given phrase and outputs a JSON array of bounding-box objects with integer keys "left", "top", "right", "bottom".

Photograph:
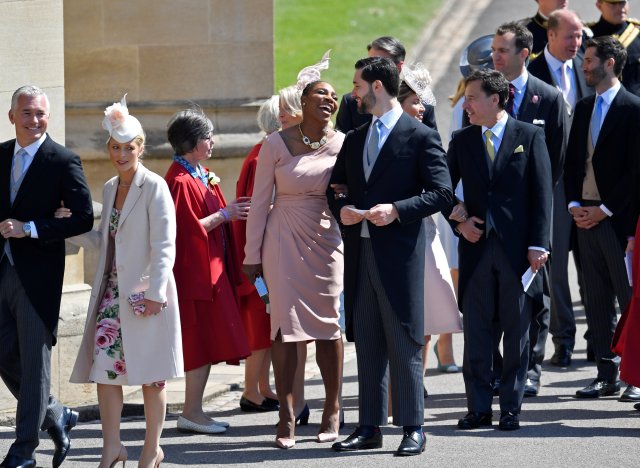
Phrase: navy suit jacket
[
  {"left": 327, "top": 112, "right": 452, "bottom": 343},
  {"left": 444, "top": 118, "right": 552, "bottom": 308},
  {"left": 0, "top": 135, "right": 93, "bottom": 341},
  {"left": 516, "top": 74, "right": 568, "bottom": 186},
  {"left": 564, "top": 85, "right": 640, "bottom": 246}
]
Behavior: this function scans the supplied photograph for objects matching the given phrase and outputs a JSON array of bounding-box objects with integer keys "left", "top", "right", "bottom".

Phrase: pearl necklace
[{"left": 298, "top": 124, "right": 328, "bottom": 150}]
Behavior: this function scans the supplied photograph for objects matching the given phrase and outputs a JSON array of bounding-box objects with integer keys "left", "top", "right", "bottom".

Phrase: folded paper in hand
[
  {"left": 347, "top": 207, "right": 368, "bottom": 216},
  {"left": 521, "top": 267, "right": 537, "bottom": 292}
]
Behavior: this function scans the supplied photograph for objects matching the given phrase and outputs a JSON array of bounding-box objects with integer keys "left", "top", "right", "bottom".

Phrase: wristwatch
[{"left": 23, "top": 222, "right": 31, "bottom": 237}]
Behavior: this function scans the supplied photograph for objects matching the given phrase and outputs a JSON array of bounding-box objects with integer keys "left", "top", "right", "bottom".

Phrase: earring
[{"left": 302, "top": 102, "right": 306, "bottom": 106}]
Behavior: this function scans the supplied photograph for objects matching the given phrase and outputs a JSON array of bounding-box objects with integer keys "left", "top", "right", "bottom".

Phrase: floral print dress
[{"left": 88, "top": 208, "right": 165, "bottom": 387}]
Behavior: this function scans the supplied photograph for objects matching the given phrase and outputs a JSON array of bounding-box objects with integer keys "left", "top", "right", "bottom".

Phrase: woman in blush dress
[
  {"left": 398, "top": 64, "right": 463, "bottom": 387},
  {"left": 234, "top": 96, "right": 281, "bottom": 412},
  {"left": 69, "top": 96, "right": 183, "bottom": 468},
  {"left": 165, "top": 107, "right": 251, "bottom": 435},
  {"left": 243, "top": 55, "right": 344, "bottom": 449}
]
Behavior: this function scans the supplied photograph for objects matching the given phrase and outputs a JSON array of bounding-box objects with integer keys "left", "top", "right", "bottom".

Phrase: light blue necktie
[
  {"left": 590, "top": 95, "right": 603, "bottom": 147},
  {"left": 367, "top": 119, "right": 382, "bottom": 166}
]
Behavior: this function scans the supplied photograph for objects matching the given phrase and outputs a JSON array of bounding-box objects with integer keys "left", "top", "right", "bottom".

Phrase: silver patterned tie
[
  {"left": 12, "top": 148, "right": 26, "bottom": 184},
  {"left": 366, "top": 119, "right": 382, "bottom": 167}
]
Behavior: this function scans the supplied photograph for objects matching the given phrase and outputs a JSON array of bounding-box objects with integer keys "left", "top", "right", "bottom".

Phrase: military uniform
[
  {"left": 521, "top": 12, "right": 592, "bottom": 60},
  {"left": 589, "top": 17, "right": 640, "bottom": 96}
]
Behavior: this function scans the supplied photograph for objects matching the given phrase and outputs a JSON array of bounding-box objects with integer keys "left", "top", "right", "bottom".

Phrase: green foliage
[{"left": 274, "top": 0, "right": 442, "bottom": 98}]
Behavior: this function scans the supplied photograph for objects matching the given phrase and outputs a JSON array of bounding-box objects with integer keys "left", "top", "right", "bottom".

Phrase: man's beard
[{"left": 357, "top": 87, "right": 376, "bottom": 114}]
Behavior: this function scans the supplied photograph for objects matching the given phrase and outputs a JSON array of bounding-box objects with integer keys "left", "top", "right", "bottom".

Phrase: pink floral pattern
[{"left": 89, "top": 208, "right": 164, "bottom": 388}]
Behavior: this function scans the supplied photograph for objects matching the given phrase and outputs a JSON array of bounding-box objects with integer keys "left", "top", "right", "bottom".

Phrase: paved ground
[{"left": 2, "top": 0, "right": 640, "bottom": 466}]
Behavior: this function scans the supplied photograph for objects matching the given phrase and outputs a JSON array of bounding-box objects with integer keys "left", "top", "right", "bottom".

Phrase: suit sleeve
[
  {"left": 528, "top": 127, "right": 553, "bottom": 249},
  {"left": 442, "top": 133, "right": 462, "bottom": 234},
  {"left": 327, "top": 135, "right": 351, "bottom": 223},
  {"left": 563, "top": 101, "right": 587, "bottom": 205},
  {"left": 393, "top": 129, "right": 453, "bottom": 224},
  {"left": 33, "top": 152, "right": 93, "bottom": 241},
  {"left": 546, "top": 91, "right": 569, "bottom": 186}
]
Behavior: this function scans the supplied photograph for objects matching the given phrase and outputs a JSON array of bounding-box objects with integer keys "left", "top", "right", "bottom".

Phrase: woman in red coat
[
  {"left": 612, "top": 216, "right": 640, "bottom": 410},
  {"left": 233, "top": 96, "right": 281, "bottom": 412},
  {"left": 165, "top": 107, "right": 251, "bottom": 433}
]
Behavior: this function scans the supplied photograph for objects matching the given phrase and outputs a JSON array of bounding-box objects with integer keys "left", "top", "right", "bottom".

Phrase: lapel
[
  {"left": 573, "top": 56, "right": 590, "bottom": 100},
  {"left": 468, "top": 126, "right": 490, "bottom": 185},
  {"left": 538, "top": 56, "right": 555, "bottom": 87},
  {"left": 518, "top": 77, "right": 540, "bottom": 124},
  {"left": 492, "top": 117, "right": 522, "bottom": 183},
  {"left": 102, "top": 176, "right": 118, "bottom": 241},
  {"left": 595, "top": 87, "right": 625, "bottom": 151},
  {"left": 119, "top": 164, "right": 147, "bottom": 227},
  {"left": 12, "top": 135, "right": 54, "bottom": 208},
  {"left": 367, "top": 114, "right": 415, "bottom": 186},
  {"left": 351, "top": 125, "right": 368, "bottom": 189},
  {"left": 0, "top": 141, "right": 13, "bottom": 211}
]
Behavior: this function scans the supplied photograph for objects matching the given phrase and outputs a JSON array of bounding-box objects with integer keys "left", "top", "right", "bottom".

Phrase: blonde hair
[
  {"left": 257, "top": 95, "right": 281, "bottom": 134},
  {"left": 107, "top": 134, "right": 146, "bottom": 158},
  {"left": 449, "top": 79, "right": 466, "bottom": 107},
  {"left": 278, "top": 85, "right": 302, "bottom": 117}
]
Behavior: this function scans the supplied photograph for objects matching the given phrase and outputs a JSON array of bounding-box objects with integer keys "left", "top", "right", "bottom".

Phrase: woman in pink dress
[{"left": 243, "top": 78, "right": 344, "bottom": 449}]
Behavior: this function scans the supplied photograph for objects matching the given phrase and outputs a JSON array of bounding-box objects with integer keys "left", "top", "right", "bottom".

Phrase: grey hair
[
  {"left": 11, "top": 85, "right": 50, "bottom": 112},
  {"left": 167, "top": 106, "right": 214, "bottom": 156},
  {"left": 278, "top": 85, "right": 302, "bottom": 117},
  {"left": 257, "top": 95, "right": 281, "bottom": 134}
]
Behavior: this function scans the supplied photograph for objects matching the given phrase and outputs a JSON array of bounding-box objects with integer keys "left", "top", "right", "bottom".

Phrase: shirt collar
[
  {"left": 511, "top": 70, "right": 529, "bottom": 92},
  {"left": 597, "top": 81, "right": 622, "bottom": 106},
  {"left": 543, "top": 45, "right": 573, "bottom": 72},
  {"left": 482, "top": 111, "right": 509, "bottom": 140},
  {"left": 14, "top": 133, "right": 47, "bottom": 158},
  {"left": 372, "top": 104, "right": 404, "bottom": 131}
]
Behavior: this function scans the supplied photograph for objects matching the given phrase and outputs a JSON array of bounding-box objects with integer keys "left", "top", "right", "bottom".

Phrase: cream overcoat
[{"left": 70, "top": 164, "right": 184, "bottom": 385}]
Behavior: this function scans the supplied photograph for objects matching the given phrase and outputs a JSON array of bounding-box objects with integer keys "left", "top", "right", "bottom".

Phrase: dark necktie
[{"left": 505, "top": 83, "right": 516, "bottom": 117}]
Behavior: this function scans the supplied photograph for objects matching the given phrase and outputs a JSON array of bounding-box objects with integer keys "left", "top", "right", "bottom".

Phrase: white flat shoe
[
  {"left": 211, "top": 419, "right": 230, "bottom": 428},
  {"left": 177, "top": 416, "right": 227, "bottom": 434}
]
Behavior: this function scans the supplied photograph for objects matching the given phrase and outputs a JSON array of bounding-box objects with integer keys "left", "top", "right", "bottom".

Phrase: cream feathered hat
[
  {"left": 102, "top": 94, "right": 144, "bottom": 143},
  {"left": 296, "top": 50, "right": 331, "bottom": 91},
  {"left": 401, "top": 63, "right": 437, "bottom": 107}
]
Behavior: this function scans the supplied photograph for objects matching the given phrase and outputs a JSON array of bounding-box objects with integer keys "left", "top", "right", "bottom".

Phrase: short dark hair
[
  {"left": 496, "top": 21, "right": 533, "bottom": 54},
  {"left": 354, "top": 56, "right": 400, "bottom": 97},
  {"left": 367, "top": 36, "right": 406, "bottom": 64},
  {"left": 465, "top": 69, "right": 510, "bottom": 109},
  {"left": 585, "top": 36, "right": 627, "bottom": 77},
  {"left": 167, "top": 106, "right": 214, "bottom": 156}
]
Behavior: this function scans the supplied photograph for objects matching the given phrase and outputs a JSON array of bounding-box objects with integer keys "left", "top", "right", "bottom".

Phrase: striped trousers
[
  {"left": 352, "top": 239, "right": 424, "bottom": 427},
  {"left": 576, "top": 218, "right": 631, "bottom": 382}
]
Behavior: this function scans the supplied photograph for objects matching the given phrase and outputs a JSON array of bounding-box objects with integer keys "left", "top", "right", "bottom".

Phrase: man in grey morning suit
[
  {"left": 564, "top": 36, "right": 640, "bottom": 401},
  {"left": 328, "top": 57, "right": 452, "bottom": 456},
  {"left": 0, "top": 86, "right": 93, "bottom": 468}
]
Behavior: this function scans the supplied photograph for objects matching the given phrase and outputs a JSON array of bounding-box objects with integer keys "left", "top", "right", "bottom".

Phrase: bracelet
[{"left": 220, "top": 208, "right": 229, "bottom": 222}]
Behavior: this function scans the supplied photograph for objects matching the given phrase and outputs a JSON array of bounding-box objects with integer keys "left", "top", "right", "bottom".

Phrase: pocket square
[
  {"left": 532, "top": 119, "right": 545, "bottom": 126},
  {"left": 514, "top": 145, "right": 524, "bottom": 154}
]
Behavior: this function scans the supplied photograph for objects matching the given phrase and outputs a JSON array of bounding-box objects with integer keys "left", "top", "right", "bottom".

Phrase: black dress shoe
[
  {"left": 332, "top": 427, "right": 382, "bottom": 451},
  {"left": 240, "top": 396, "right": 279, "bottom": 412},
  {"left": 395, "top": 430, "right": 426, "bottom": 456},
  {"left": 634, "top": 403, "right": 640, "bottom": 411},
  {"left": 491, "top": 378, "right": 501, "bottom": 396},
  {"left": 575, "top": 378, "right": 621, "bottom": 398},
  {"left": 550, "top": 345, "right": 572, "bottom": 367},
  {"left": 498, "top": 412, "right": 520, "bottom": 431},
  {"left": 457, "top": 412, "right": 492, "bottom": 430},
  {"left": 524, "top": 378, "right": 540, "bottom": 397},
  {"left": 47, "top": 406, "right": 79, "bottom": 468},
  {"left": 619, "top": 385, "right": 640, "bottom": 402},
  {"left": 424, "top": 385, "right": 428, "bottom": 398},
  {"left": 0, "top": 453, "right": 36, "bottom": 468},
  {"left": 263, "top": 397, "right": 279, "bottom": 408}
]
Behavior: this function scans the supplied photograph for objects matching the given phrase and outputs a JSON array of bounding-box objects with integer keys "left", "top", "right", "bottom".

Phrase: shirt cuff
[
  {"left": 29, "top": 221, "right": 38, "bottom": 239},
  {"left": 599, "top": 204, "right": 612, "bottom": 217},
  {"left": 528, "top": 246, "right": 548, "bottom": 253},
  {"left": 568, "top": 201, "right": 581, "bottom": 212}
]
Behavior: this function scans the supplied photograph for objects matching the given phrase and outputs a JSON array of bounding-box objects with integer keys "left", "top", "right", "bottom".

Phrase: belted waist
[{"left": 273, "top": 194, "right": 329, "bottom": 207}]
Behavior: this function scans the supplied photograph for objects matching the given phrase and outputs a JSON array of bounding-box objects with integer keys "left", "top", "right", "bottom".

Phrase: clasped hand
[
  {"left": 339, "top": 204, "right": 398, "bottom": 227},
  {"left": 0, "top": 219, "right": 26, "bottom": 238},
  {"left": 132, "top": 298, "right": 165, "bottom": 317},
  {"left": 570, "top": 206, "right": 607, "bottom": 230}
]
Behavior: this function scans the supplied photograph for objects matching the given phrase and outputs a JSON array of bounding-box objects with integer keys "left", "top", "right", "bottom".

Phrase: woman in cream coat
[{"left": 67, "top": 96, "right": 183, "bottom": 468}]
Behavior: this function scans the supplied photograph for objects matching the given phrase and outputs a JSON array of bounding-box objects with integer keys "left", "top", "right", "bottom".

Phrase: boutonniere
[
  {"left": 514, "top": 145, "right": 525, "bottom": 154},
  {"left": 207, "top": 171, "right": 221, "bottom": 187},
  {"left": 531, "top": 95, "right": 539, "bottom": 104}
]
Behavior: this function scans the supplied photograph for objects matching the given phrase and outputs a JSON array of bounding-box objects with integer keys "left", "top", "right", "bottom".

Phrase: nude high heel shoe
[{"left": 106, "top": 444, "right": 127, "bottom": 468}]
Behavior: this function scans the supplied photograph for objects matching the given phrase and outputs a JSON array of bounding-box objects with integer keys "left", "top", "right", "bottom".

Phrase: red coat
[
  {"left": 165, "top": 161, "right": 245, "bottom": 302},
  {"left": 612, "top": 216, "right": 640, "bottom": 387}
]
